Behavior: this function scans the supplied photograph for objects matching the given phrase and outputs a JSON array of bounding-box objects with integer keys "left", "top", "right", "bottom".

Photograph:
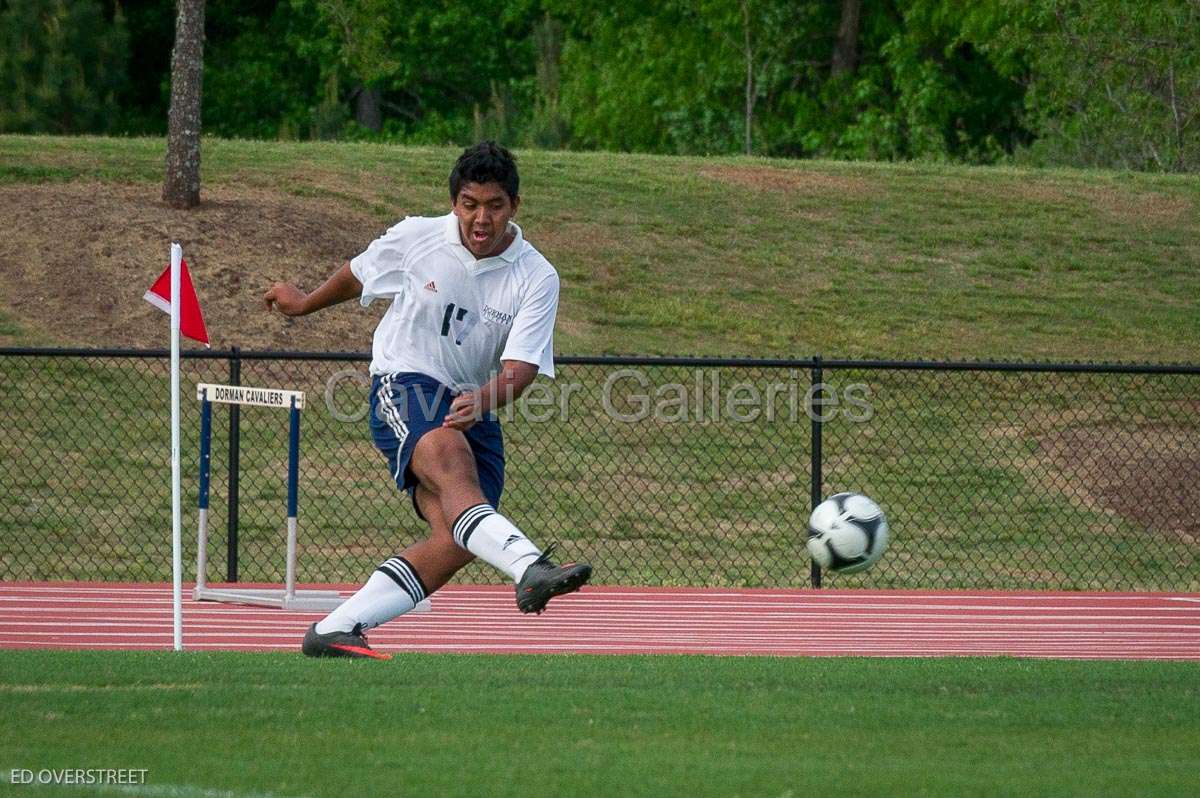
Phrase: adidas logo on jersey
[{"left": 424, "top": 281, "right": 438, "bottom": 293}]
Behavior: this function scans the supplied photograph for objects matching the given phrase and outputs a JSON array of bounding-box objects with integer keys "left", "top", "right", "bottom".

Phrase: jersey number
[{"left": 440, "top": 303, "right": 475, "bottom": 345}]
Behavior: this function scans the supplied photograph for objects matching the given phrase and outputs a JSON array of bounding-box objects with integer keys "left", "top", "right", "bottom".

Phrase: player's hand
[
  {"left": 443, "top": 392, "right": 482, "bottom": 431},
  {"left": 263, "top": 283, "right": 309, "bottom": 316}
]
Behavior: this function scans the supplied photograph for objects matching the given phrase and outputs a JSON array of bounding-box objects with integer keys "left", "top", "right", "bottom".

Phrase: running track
[{"left": 1, "top": 582, "right": 1198, "bottom": 660}]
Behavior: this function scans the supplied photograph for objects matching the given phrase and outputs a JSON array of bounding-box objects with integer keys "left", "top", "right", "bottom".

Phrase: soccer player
[{"left": 263, "top": 142, "right": 592, "bottom": 659}]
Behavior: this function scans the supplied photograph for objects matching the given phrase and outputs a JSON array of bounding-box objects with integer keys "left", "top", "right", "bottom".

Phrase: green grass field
[{"left": 1, "top": 651, "right": 1197, "bottom": 797}]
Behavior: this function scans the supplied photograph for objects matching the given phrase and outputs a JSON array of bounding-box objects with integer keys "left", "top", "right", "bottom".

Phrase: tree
[
  {"left": 163, "top": 0, "right": 205, "bottom": 209},
  {"left": 739, "top": 1, "right": 754, "bottom": 153},
  {"left": 200, "top": 2, "right": 325, "bottom": 140},
  {"left": 291, "top": 0, "right": 536, "bottom": 142},
  {"left": 307, "top": 0, "right": 396, "bottom": 133},
  {"left": 830, "top": 0, "right": 861, "bottom": 77},
  {"left": 724, "top": 0, "right": 811, "bottom": 155},
  {"left": 822, "top": 0, "right": 1029, "bottom": 163},
  {"left": 558, "top": 1, "right": 820, "bottom": 156},
  {"left": 1002, "top": 0, "right": 1200, "bottom": 172},
  {"left": 0, "top": 0, "right": 129, "bottom": 133},
  {"left": 528, "top": 13, "right": 569, "bottom": 148}
]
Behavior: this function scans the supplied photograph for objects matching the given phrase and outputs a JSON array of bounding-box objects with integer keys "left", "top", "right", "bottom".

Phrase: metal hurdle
[{"left": 193, "top": 382, "right": 430, "bottom": 613}]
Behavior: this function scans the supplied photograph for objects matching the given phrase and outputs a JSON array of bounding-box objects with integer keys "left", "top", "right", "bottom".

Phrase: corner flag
[
  {"left": 147, "top": 243, "right": 207, "bottom": 651},
  {"left": 144, "top": 257, "right": 209, "bottom": 346}
]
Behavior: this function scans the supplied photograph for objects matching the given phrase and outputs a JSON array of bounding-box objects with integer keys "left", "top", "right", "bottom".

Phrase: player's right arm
[{"left": 263, "top": 261, "right": 362, "bottom": 317}]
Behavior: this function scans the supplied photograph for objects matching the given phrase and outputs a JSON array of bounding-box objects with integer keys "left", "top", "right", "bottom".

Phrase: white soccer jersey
[{"left": 350, "top": 212, "right": 559, "bottom": 391}]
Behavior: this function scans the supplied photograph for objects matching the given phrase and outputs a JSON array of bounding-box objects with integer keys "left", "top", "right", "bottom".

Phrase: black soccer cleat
[
  {"left": 301, "top": 622, "right": 392, "bottom": 660},
  {"left": 516, "top": 545, "right": 592, "bottom": 614}
]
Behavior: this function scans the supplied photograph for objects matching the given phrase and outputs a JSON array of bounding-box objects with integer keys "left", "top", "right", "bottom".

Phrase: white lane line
[
  {"left": 3, "top": 633, "right": 1196, "bottom": 647},
  {"left": 6, "top": 599, "right": 1199, "bottom": 619},
  {"left": 6, "top": 619, "right": 1198, "bottom": 633},
  {"left": 6, "top": 586, "right": 1197, "bottom": 602},
  {"left": 5, "top": 588, "right": 1199, "bottom": 608},
  {"left": 0, "top": 602, "right": 1131, "bottom": 615},
  {"left": 9, "top": 634, "right": 1167, "bottom": 645},
  {"left": 7, "top": 611, "right": 1199, "bottom": 628},
  {"left": 6, "top": 622, "right": 1199, "bottom": 637},
  {"left": 2, "top": 641, "right": 1196, "bottom": 659},
  {"left": 5, "top": 607, "right": 1199, "bottom": 620},
  {"left": 8, "top": 612, "right": 1196, "bottom": 627},
  {"left": 5, "top": 612, "right": 1198, "bottom": 626}
]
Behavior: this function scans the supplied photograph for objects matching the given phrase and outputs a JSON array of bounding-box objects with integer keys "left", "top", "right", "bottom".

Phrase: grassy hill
[{"left": 0, "top": 135, "right": 1196, "bottom": 362}]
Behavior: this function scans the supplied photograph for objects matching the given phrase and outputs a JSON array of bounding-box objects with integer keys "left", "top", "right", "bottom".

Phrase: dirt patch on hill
[
  {"left": 1004, "top": 179, "right": 1193, "bottom": 227},
  {"left": 0, "top": 182, "right": 389, "bottom": 350},
  {"left": 1089, "top": 187, "right": 1194, "bottom": 227},
  {"left": 699, "top": 164, "right": 871, "bottom": 197},
  {"left": 1035, "top": 422, "right": 1200, "bottom": 540}
]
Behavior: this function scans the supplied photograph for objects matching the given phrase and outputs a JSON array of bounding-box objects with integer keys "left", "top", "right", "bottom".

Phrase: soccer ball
[{"left": 806, "top": 492, "right": 890, "bottom": 574}]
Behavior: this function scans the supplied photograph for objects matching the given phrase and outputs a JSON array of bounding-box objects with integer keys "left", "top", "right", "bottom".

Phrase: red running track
[{"left": 1, "top": 582, "right": 1198, "bottom": 660}]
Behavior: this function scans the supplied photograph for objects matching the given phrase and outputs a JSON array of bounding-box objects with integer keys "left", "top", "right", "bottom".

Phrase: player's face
[{"left": 453, "top": 181, "right": 519, "bottom": 259}]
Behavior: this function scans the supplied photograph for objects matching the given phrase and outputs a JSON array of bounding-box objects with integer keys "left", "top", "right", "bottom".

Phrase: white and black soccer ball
[{"left": 806, "top": 492, "right": 890, "bottom": 574}]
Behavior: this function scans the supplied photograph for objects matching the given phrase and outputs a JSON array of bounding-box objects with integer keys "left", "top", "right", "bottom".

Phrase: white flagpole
[{"left": 170, "top": 242, "right": 184, "bottom": 651}]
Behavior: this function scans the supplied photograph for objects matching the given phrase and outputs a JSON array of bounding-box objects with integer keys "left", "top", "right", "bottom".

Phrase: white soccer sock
[
  {"left": 452, "top": 503, "right": 542, "bottom": 582},
  {"left": 314, "top": 556, "right": 427, "bottom": 634}
]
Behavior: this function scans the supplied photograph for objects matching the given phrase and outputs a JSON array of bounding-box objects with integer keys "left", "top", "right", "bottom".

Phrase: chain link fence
[{"left": 1, "top": 349, "right": 1197, "bottom": 590}]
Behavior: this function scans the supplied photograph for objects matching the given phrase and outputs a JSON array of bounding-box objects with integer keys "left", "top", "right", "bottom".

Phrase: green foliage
[
  {"left": 558, "top": 1, "right": 830, "bottom": 156},
  {"left": 558, "top": 4, "right": 730, "bottom": 153},
  {"left": 1000, "top": 0, "right": 1200, "bottom": 173},
  {"left": 202, "top": 2, "right": 326, "bottom": 140},
  {"left": 286, "top": 0, "right": 540, "bottom": 143},
  {"left": 6, "top": 0, "right": 1195, "bottom": 171},
  {"left": 555, "top": 1, "right": 1029, "bottom": 161},
  {"left": 115, "top": 0, "right": 174, "bottom": 134},
  {"left": 824, "top": 0, "right": 1028, "bottom": 162},
  {"left": 526, "top": 13, "right": 570, "bottom": 148},
  {"left": 0, "top": 0, "right": 129, "bottom": 133}
]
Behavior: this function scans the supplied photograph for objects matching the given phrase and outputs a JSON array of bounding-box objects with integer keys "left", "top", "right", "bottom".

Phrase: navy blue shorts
[{"left": 369, "top": 372, "right": 504, "bottom": 515}]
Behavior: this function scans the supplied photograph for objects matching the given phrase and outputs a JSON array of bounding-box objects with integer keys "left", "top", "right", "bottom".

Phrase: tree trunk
[
  {"left": 163, "top": 0, "right": 205, "bottom": 209},
  {"left": 742, "top": 0, "right": 754, "bottom": 155},
  {"left": 355, "top": 85, "right": 382, "bottom": 132},
  {"left": 831, "top": 0, "right": 861, "bottom": 77}
]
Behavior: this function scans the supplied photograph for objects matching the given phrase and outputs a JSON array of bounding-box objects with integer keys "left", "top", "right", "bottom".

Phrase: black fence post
[
  {"left": 809, "top": 355, "right": 823, "bottom": 588},
  {"left": 227, "top": 346, "right": 241, "bottom": 582}
]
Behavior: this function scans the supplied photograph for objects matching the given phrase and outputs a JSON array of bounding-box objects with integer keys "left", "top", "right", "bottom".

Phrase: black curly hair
[{"left": 449, "top": 141, "right": 519, "bottom": 203}]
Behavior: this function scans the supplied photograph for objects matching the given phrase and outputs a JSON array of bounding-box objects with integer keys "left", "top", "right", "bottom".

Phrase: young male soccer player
[{"left": 263, "top": 142, "right": 592, "bottom": 659}]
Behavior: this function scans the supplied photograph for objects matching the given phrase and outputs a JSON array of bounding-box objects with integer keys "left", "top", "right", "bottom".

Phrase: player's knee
[{"left": 414, "top": 429, "right": 476, "bottom": 486}]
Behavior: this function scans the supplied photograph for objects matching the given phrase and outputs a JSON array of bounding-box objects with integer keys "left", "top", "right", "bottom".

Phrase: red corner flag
[{"left": 143, "top": 257, "right": 209, "bottom": 346}]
